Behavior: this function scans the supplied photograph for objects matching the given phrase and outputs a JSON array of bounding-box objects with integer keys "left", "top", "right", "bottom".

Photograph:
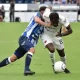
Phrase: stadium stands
[
  {"left": 0, "top": 0, "right": 77, "bottom": 4},
  {"left": 0, "top": 0, "right": 27, "bottom": 3},
  {"left": 0, "top": 0, "right": 79, "bottom": 22}
]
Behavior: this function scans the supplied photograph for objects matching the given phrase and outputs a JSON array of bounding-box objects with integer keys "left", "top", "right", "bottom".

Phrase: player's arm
[
  {"left": 34, "top": 16, "right": 51, "bottom": 27},
  {"left": 56, "top": 18, "right": 73, "bottom": 37},
  {"left": 61, "top": 24, "right": 72, "bottom": 36}
]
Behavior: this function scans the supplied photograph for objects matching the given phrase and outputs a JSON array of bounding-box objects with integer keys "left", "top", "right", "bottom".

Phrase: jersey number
[{"left": 59, "top": 39, "right": 63, "bottom": 44}]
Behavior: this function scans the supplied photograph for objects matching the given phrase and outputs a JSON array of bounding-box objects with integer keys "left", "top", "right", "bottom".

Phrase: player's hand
[
  {"left": 45, "top": 22, "right": 51, "bottom": 27},
  {"left": 56, "top": 32, "right": 62, "bottom": 37}
]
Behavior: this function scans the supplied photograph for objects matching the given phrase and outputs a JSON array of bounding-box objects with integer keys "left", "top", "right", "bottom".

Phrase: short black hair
[
  {"left": 49, "top": 12, "right": 59, "bottom": 21},
  {"left": 39, "top": 6, "right": 47, "bottom": 12}
]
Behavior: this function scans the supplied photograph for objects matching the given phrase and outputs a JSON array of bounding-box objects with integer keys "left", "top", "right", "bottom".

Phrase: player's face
[{"left": 51, "top": 19, "right": 59, "bottom": 27}]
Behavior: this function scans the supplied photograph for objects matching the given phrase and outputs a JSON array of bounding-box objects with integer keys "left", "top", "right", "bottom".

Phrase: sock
[
  {"left": 0, "top": 57, "right": 11, "bottom": 67},
  {"left": 49, "top": 52, "right": 55, "bottom": 66},
  {"left": 60, "top": 56, "right": 66, "bottom": 64},
  {"left": 25, "top": 52, "right": 33, "bottom": 71}
]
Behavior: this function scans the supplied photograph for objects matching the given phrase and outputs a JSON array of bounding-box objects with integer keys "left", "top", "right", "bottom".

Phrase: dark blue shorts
[
  {"left": 14, "top": 36, "right": 34, "bottom": 59},
  {"left": 19, "top": 36, "right": 34, "bottom": 51},
  {"left": 14, "top": 46, "right": 26, "bottom": 59}
]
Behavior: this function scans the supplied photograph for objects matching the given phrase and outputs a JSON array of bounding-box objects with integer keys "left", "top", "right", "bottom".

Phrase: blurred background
[
  {"left": 0, "top": 0, "right": 80, "bottom": 22},
  {"left": 0, "top": 0, "right": 77, "bottom": 4}
]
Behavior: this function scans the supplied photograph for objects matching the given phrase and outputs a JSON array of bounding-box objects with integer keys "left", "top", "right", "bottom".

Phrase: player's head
[
  {"left": 39, "top": 6, "right": 47, "bottom": 15},
  {"left": 49, "top": 12, "right": 59, "bottom": 27},
  {"left": 39, "top": 6, "right": 47, "bottom": 12}
]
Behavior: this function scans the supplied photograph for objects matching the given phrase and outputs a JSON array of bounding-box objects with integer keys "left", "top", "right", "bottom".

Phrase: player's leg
[
  {"left": 40, "top": 33, "right": 56, "bottom": 67},
  {"left": 19, "top": 36, "right": 35, "bottom": 75},
  {"left": 0, "top": 46, "right": 26, "bottom": 68},
  {"left": 54, "top": 37, "right": 70, "bottom": 73},
  {"left": 46, "top": 43, "right": 58, "bottom": 74},
  {"left": 56, "top": 49, "right": 66, "bottom": 64},
  {"left": 56, "top": 49, "right": 70, "bottom": 73},
  {"left": 53, "top": 37, "right": 66, "bottom": 63},
  {"left": 0, "top": 36, "right": 35, "bottom": 75},
  {"left": 46, "top": 43, "right": 55, "bottom": 66},
  {"left": 24, "top": 47, "right": 35, "bottom": 76},
  {"left": 0, "top": 54, "right": 17, "bottom": 67}
]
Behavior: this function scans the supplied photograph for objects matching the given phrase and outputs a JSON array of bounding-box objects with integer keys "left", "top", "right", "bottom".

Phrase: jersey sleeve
[
  {"left": 33, "top": 12, "right": 41, "bottom": 18},
  {"left": 43, "top": 8, "right": 51, "bottom": 23},
  {"left": 60, "top": 15, "right": 70, "bottom": 27},
  {"left": 43, "top": 8, "right": 51, "bottom": 18}
]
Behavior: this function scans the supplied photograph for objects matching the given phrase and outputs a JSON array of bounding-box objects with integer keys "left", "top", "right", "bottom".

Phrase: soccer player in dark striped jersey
[{"left": 0, "top": 6, "right": 51, "bottom": 76}]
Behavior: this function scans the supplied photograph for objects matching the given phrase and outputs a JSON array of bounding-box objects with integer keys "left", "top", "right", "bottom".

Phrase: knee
[
  {"left": 29, "top": 48, "right": 35, "bottom": 54},
  {"left": 46, "top": 43, "right": 55, "bottom": 53},
  {"left": 11, "top": 58, "right": 17, "bottom": 62},
  {"left": 47, "top": 46, "right": 55, "bottom": 53},
  {"left": 10, "top": 55, "right": 17, "bottom": 62},
  {"left": 49, "top": 48, "right": 55, "bottom": 53}
]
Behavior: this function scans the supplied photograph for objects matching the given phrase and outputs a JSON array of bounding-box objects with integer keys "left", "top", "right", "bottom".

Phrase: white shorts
[{"left": 40, "top": 33, "right": 64, "bottom": 50}]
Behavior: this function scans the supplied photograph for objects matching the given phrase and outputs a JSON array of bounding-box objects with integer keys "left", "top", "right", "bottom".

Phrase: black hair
[
  {"left": 49, "top": 12, "right": 59, "bottom": 26},
  {"left": 49, "top": 12, "right": 59, "bottom": 21},
  {"left": 39, "top": 6, "right": 47, "bottom": 12}
]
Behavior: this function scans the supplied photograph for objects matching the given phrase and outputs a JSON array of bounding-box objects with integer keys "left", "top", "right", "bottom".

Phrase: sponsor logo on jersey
[{"left": 44, "top": 40, "right": 47, "bottom": 43}]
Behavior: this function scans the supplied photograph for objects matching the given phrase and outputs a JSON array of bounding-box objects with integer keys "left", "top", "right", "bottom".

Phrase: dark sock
[
  {"left": 25, "top": 54, "right": 32, "bottom": 71},
  {"left": 0, "top": 58, "right": 10, "bottom": 67}
]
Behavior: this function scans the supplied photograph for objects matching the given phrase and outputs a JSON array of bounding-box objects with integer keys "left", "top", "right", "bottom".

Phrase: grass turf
[{"left": 0, "top": 22, "right": 80, "bottom": 80}]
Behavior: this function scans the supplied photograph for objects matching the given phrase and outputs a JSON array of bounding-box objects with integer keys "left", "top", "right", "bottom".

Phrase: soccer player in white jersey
[
  {"left": 41, "top": 12, "right": 73, "bottom": 73},
  {"left": 0, "top": 6, "right": 51, "bottom": 76}
]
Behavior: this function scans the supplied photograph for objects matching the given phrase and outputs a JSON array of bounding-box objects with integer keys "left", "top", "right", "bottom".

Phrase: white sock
[
  {"left": 60, "top": 56, "right": 66, "bottom": 64},
  {"left": 8, "top": 57, "right": 12, "bottom": 63},
  {"left": 27, "top": 51, "right": 33, "bottom": 56},
  {"left": 49, "top": 52, "right": 55, "bottom": 66}
]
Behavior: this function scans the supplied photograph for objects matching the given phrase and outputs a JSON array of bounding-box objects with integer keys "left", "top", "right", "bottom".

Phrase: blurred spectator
[
  {"left": 23, "top": 0, "right": 27, "bottom": 3},
  {"left": 9, "top": 0, "right": 15, "bottom": 22},
  {"left": 26, "top": 0, "right": 32, "bottom": 3},
  {"left": 61, "top": 0, "right": 67, "bottom": 4},
  {"left": 0, "top": 9, "right": 3, "bottom": 22},
  {"left": 77, "top": 0, "right": 80, "bottom": 21},
  {"left": 67, "top": 0, "right": 73, "bottom": 4},
  {"left": 0, "top": 12, "right": 3, "bottom": 22},
  {"left": 52, "top": 0, "right": 62, "bottom": 4},
  {"left": 0, "top": 5, "right": 5, "bottom": 22},
  {"left": 0, "top": 0, "right": 6, "bottom": 3},
  {"left": 16, "top": 0, "right": 26, "bottom": 3},
  {"left": 1, "top": 5, "right": 5, "bottom": 21},
  {"left": 16, "top": 0, "right": 23, "bottom": 3},
  {"left": 72, "top": 0, "right": 76, "bottom": 3},
  {"left": 40, "top": 0, "right": 44, "bottom": 3},
  {"left": 34, "top": 0, "right": 40, "bottom": 4},
  {"left": 44, "top": 0, "right": 52, "bottom": 5},
  {"left": 77, "top": 0, "right": 80, "bottom": 5},
  {"left": 0, "top": 0, "right": 9, "bottom": 3}
]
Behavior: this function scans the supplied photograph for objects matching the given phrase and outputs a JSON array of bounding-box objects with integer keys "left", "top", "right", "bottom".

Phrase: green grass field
[{"left": 0, "top": 22, "right": 80, "bottom": 80}]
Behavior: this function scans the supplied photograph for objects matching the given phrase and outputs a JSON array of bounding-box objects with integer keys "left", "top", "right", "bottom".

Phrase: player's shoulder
[
  {"left": 31, "top": 12, "right": 40, "bottom": 18},
  {"left": 35, "top": 12, "right": 41, "bottom": 17},
  {"left": 30, "top": 12, "right": 41, "bottom": 21},
  {"left": 59, "top": 14, "right": 66, "bottom": 21},
  {"left": 59, "top": 14, "right": 67, "bottom": 23}
]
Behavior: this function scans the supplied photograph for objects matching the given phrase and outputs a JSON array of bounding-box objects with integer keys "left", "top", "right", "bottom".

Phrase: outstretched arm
[{"left": 34, "top": 16, "right": 51, "bottom": 27}]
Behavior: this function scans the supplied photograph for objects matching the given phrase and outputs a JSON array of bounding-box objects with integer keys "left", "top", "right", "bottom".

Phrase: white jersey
[
  {"left": 41, "top": 14, "right": 70, "bottom": 50},
  {"left": 44, "top": 14, "right": 70, "bottom": 36}
]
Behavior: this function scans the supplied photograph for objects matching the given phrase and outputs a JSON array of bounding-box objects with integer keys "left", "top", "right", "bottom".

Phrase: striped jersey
[{"left": 22, "top": 12, "right": 44, "bottom": 46}]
